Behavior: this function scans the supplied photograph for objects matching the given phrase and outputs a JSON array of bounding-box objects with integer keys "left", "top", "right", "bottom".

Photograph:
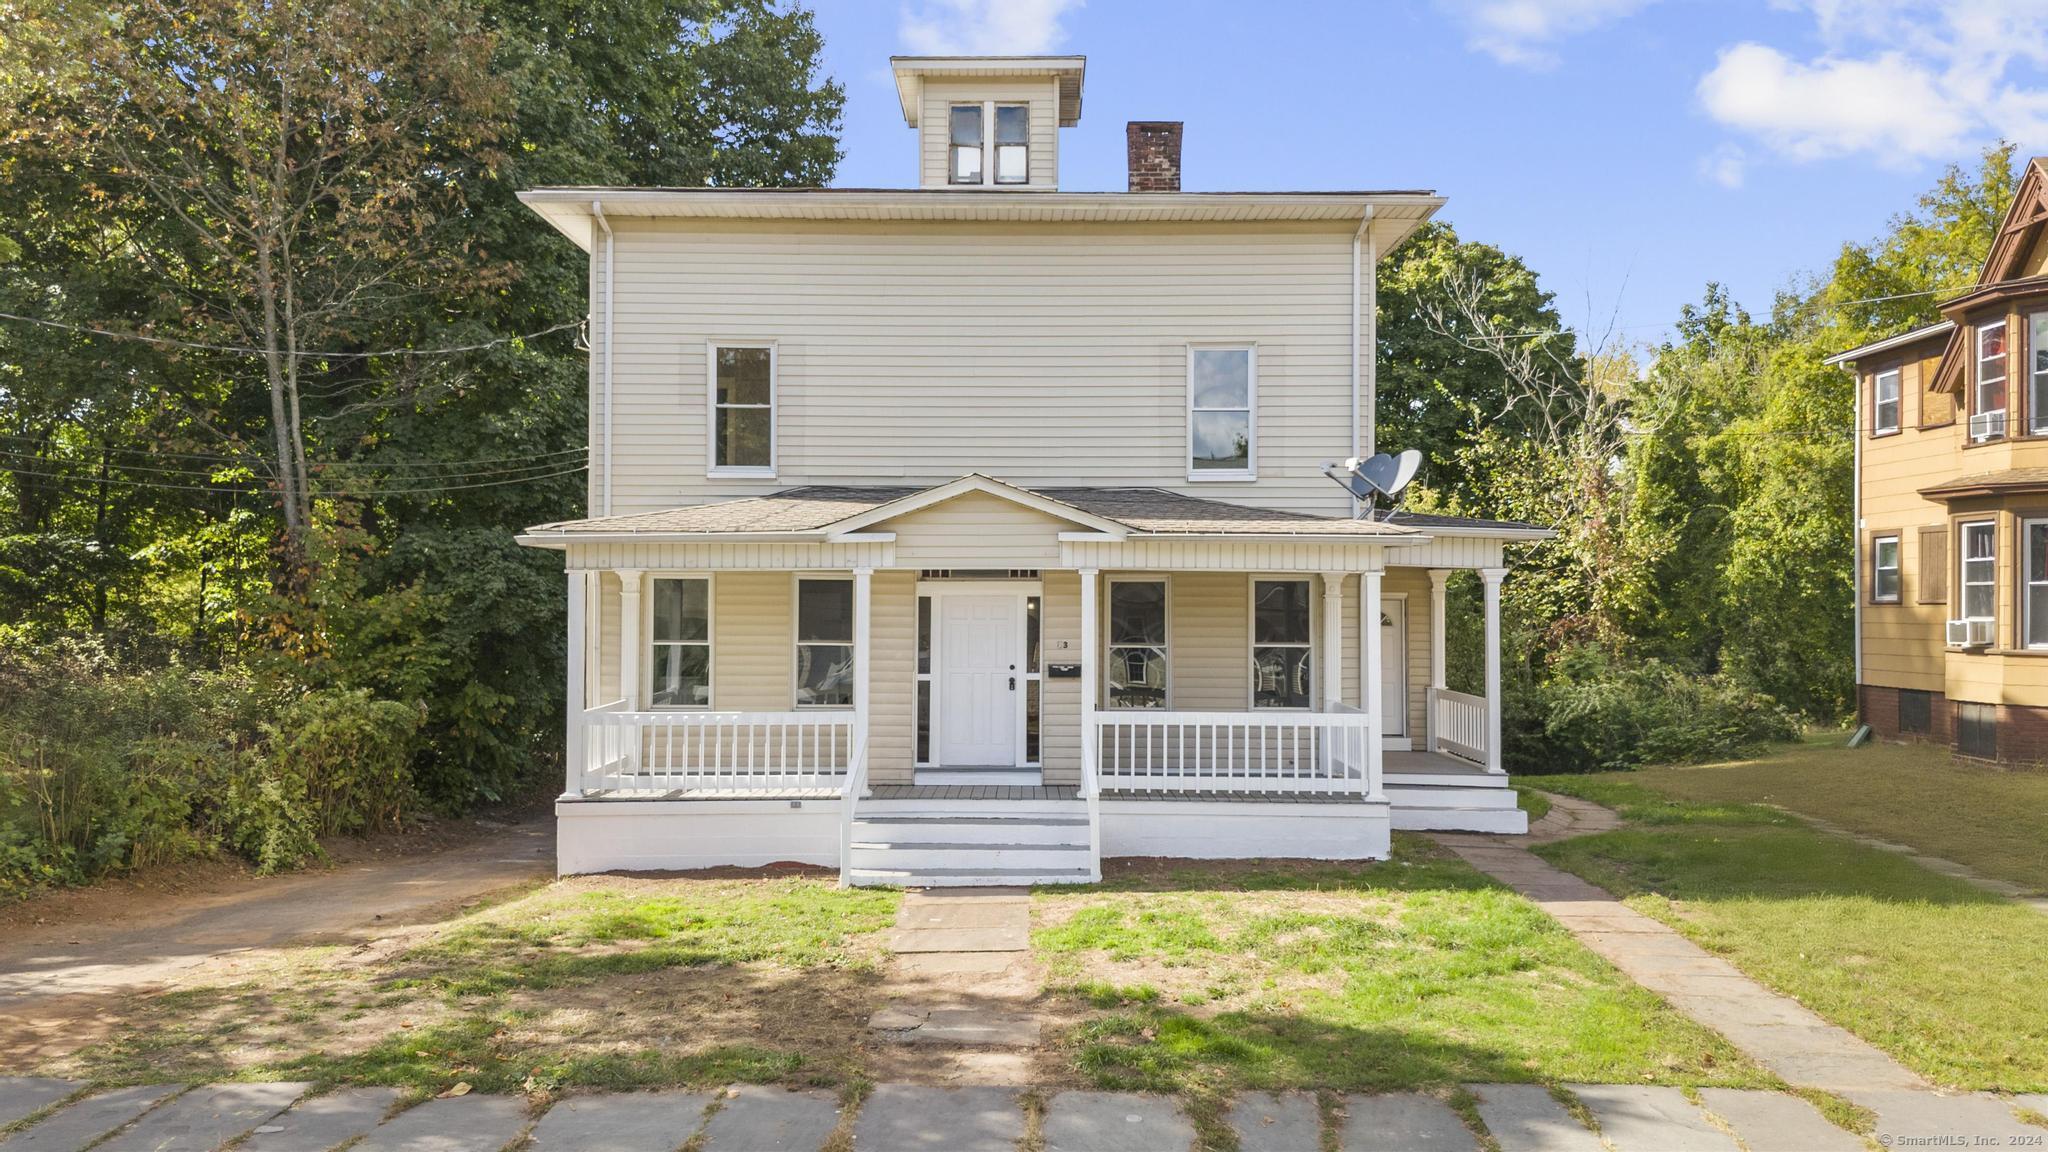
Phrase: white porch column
[
  {"left": 617, "top": 568, "right": 644, "bottom": 711},
  {"left": 1361, "top": 564, "right": 1384, "bottom": 800},
  {"left": 1320, "top": 574, "right": 1345, "bottom": 710},
  {"left": 1078, "top": 568, "right": 1102, "bottom": 881},
  {"left": 1426, "top": 568, "right": 1449, "bottom": 754},
  {"left": 1480, "top": 566, "right": 1506, "bottom": 775},
  {"left": 853, "top": 567, "right": 872, "bottom": 776},
  {"left": 565, "top": 568, "right": 587, "bottom": 796}
]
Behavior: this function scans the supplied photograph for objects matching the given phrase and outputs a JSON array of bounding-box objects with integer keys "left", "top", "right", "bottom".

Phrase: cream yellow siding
[
  {"left": 886, "top": 491, "right": 1075, "bottom": 569},
  {"left": 868, "top": 570, "right": 917, "bottom": 782},
  {"left": 712, "top": 575, "right": 795, "bottom": 709},
  {"left": 1042, "top": 571, "right": 1082, "bottom": 784},
  {"left": 596, "top": 216, "right": 1367, "bottom": 517},
  {"left": 917, "top": 78, "right": 1060, "bottom": 190}
]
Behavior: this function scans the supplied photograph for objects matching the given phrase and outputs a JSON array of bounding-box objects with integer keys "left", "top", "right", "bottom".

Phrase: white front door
[
  {"left": 1381, "top": 598, "right": 1409, "bottom": 745},
  {"left": 939, "top": 594, "right": 1020, "bottom": 766}
]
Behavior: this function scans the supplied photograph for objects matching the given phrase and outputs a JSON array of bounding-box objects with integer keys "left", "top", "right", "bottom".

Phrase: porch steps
[
  {"left": 1385, "top": 773, "right": 1528, "bottom": 834},
  {"left": 847, "top": 802, "right": 1095, "bottom": 887}
]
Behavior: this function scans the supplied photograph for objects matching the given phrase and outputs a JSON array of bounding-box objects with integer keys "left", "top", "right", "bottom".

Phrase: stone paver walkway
[
  {"left": 1786, "top": 810, "right": 2048, "bottom": 914},
  {"left": 1433, "top": 830, "right": 1928, "bottom": 1094},
  {"left": 867, "top": 888, "right": 1043, "bottom": 1079},
  {"left": 1522, "top": 791, "right": 1623, "bottom": 845},
  {"left": 2, "top": 1077, "right": 2039, "bottom": 1151}
]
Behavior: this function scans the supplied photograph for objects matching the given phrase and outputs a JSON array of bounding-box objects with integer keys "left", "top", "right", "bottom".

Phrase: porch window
[
  {"left": 2033, "top": 314, "right": 2048, "bottom": 435},
  {"left": 1973, "top": 321, "right": 2007, "bottom": 441},
  {"left": 1107, "top": 580, "right": 1168, "bottom": 709},
  {"left": 1961, "top": 521, "right": 1996, "bottom": 622},
  {"left": 916, "top": 596, "right": 932, "bottom": 764},
  {"left": 1872, "top": 368, "right": 1900, "bottom": 434},
  {"left": 649, "top": 578, "right": 711, "bottom": 707},
  {"left": 795, "top": 578, "right": 854, "bottom": 708},
  {"left": 1025, "top": 594, "right": 1042, "bottom": 761},
  {"left": 1189, "top": 346, "right": 1255, "bottom": 477},
  {"left": 949, "top": 104, "right": 983, "bottom": 184},
  {"left": 1871, "top": 535, "right": 1900, "bottom": 603},
  {"left": 2027, "top": 520, "right": 2048, "bottom": 648},
  {"left": 710, "top": 344, "right": 774, "bottom": 474},
  {"left": 1252, "top": 579, "right": 1312, "bottom": 709}
]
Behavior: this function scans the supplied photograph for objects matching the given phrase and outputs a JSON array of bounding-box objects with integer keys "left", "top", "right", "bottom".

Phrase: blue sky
[{"left": 809, "top": 1, "right": 2048, "bottom": 348}]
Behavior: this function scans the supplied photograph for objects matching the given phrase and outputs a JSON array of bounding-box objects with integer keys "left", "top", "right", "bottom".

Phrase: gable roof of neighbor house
[
  {"left": 517, "top": 473, "right": 1551, "bottom": 546},
  {"left": 1822, "top": 319, "right": 1955, "bottom": 367}
]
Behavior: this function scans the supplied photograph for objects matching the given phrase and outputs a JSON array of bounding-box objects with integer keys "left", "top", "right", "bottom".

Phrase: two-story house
[
  {"left": 1834, "top": 156, "right": 2048, "bottom": 763},
  {"left": 516, "top": 56, "right": 1547, "bottom": 884}
]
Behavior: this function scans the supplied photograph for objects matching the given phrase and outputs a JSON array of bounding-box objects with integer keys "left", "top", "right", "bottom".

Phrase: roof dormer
[{"left": 891, "top": 56, "right": 1084, "bottom": 191}]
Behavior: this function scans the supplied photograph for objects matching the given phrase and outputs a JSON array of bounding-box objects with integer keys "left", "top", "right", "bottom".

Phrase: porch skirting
[{"left": 1098, "top": 797, "right": 1390, "bottom": 861}]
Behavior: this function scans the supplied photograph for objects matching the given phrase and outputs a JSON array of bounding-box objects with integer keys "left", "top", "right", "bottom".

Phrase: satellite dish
[{"left": 1322, "top": 449, "right": 1423, "bottom": 520}]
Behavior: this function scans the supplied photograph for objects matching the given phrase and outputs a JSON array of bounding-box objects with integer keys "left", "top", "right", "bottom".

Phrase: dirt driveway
[{"left": 0, "top": 816, "right": 554, "bottom": 1068}]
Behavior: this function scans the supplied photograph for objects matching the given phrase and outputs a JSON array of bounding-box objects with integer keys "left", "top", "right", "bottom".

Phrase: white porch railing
[
  {"left": 574, "top": 704, "right": 857, "bottom": 794},
  {"left": 1427, "top": 687, "right": 1487, "bottom": 765},
  {"left": 1088, "top": 705, "right": 1375, "bottom": 795}
]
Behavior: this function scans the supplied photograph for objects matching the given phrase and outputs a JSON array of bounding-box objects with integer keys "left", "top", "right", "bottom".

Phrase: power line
[
  {"left": 0, "top": 446, "right": 588, "bottom": 485},
  {"left": 0, "top": 312, "right": 581, "bottom": 360},
  {"left": 0, "top": 430, "right": 586, "bottom": 470},
  {"left": 0, "top": 457, "right": 587, "bottom": 496}
]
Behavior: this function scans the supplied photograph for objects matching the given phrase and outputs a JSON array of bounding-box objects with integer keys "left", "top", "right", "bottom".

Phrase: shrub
[
  {"left": 1505, "top": 646, "right": 1798, "bottom": 774},
  {"left": 226, "top": 689, "right": 422, "bottom": 873}
]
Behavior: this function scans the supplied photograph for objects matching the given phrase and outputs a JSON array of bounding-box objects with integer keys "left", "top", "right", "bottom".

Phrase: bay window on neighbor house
[
  {"left": 1252, "top": 578, "right": 1313, "bottom": 709},
  {"left": 710, "top": 344, "right": 774, "bottom": 475},
  {"left": 1871, "top": 535, "right": 1901, "bottom": 603},
  {"left": 1189, "top": 346, "right": 1255, "bottom": 478},
  {"left": 1106, "top": 579, "right": 1168, "bottom": 709},
  {"left": 2027, "top": 520, "right": 2048, "bottom": 647},
  {"left": 795, "top": 578, "right": 854, "bottom": 708},
  {"left": 1873, "top": 367, "right": 1901, "bottom": 434},
  {"left": 1962, "top": 521, "right": 1997, "bottom": 623},
  {"left": 2033, "top": 315, "right": 2048, "bottom": 435},
  {"left": 649, "top": 578, "right": 711, "bottom": 708},
  {"left": 1974, "top": 320, "right": 2008, "bottom": 441}
]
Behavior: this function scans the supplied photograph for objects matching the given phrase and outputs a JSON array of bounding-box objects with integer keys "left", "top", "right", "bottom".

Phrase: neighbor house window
[
  {"left": 1107, "top": 579, "right": 1168, "bottom": 708},
  {"left": 2027, "top": 519, "right": 2048, "bottom": 648},
  {"left": 1957, "top": 701, "right": 1997, "bottom": 759},
  {"left": 1251, "top": 579, "right": 1313, "bottom": 709},
  {"left": 1871, "top": 535, "right": 1900, "bottom": 603},
  {"left": 1873, "top": 368, "right": 1900, "bottom": 434},
  {"left": 2032, "top": 314, "right": 2048, "bottom": 435},
  {"left": 1961, "top": 521, "right": 1997, "bottom": 622},
  {"left": 949, "top": 104, "right": 983, "bottom": 184},
  {"left": 649, "top": 577, "right": 711, "bottom": 707},
  {"left": 1973, "top": 321, "right": 2007, "bottom": 441},
  {"left": 1189, "top": 345, "right": 1255, "bottom": 477},
  {"left": 795, "top": 578, "right": 854, "bottom": 707},
  {"left": 994, "top": 104, "right": 1029, "bottom": 184},
  {"left": 1898, "top": 688, "right": 1932, "bottom": 734},
  {"left": 710, "top": 344, "right": 774, "bottom": 474}
]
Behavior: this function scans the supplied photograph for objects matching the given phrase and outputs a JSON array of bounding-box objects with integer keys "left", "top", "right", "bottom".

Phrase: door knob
[{"left": 1009, "top": 676, "right": 1017, "bottom": 690}]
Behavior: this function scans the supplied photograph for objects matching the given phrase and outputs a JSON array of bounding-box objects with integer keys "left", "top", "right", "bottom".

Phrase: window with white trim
[
  {"left": 1251, "top": 579, "right": 1313, "bottom": 709},
  {"left": 915, "top": 595, "right": 933, "bottom": 764},
  {"left": 2031, "top": 314, "right": 2048, "bottom": 435},
  {"left": 994, "top": 105, "right": 1029, "bottom": 184},
  {"left": 1961, "top": 521, "right": 1997, "bottom": 622},
  {"left": 1973, "top": 321, "right": 2007, "bottom": 441},
  {"left": 1107, "top": 580, "right": 1167, "bottom": 709},
  {"left": 2026, "top": 520, "right": 2048, "bottom": 648},
  {"left": 1189, "top": 346, "right": 1255, "bottom": 477},
  {"left": 948, "top": 104, "right": 983, "bottom": 184},
  {"left": 710, "top": 344, "right": 774, "bottom": 474},
  {"left": 1024, "top": 594, "right": 1042, "bottom": 762},
  {"left": 1871, "top": 535, "right": 1900, "bottom": 603},
  {"left": 1873, "top": 368, "right": 1900, "bottom": 434},
  {"left": 649, "top": 578, "right": 711, "bottom": 707},
  {"left": 795, "top": 578, "right": 854, "bottom": 708}
]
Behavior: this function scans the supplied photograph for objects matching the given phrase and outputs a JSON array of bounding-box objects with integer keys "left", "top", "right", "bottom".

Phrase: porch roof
[
  {"left": 518, "top": 476, "right": 1551, "bottom": 546},
  {"left": 1918, "top": 466, "right": 2048, "bottom": 500}
]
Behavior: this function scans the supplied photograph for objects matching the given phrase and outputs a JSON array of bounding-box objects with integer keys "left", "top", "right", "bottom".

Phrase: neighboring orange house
[{"left": 1833, "top": 157, "right": 2048, "bottom": 761}]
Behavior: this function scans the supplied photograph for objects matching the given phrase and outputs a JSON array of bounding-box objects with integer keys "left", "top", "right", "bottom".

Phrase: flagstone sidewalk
[{"left": 3, "top": 1075, "right": 2043, "bottom": 1151}]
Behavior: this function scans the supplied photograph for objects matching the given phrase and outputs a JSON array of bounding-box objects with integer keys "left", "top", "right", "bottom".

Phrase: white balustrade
[
  {"left": 575, "top": 706, "right": 857, "bottom": 795},
  {"left": 1427, "top": 687, "right": 1488, "bottom": 765},
  {"left": 1088, "top": 705, "right": 1374, "bottom": 795}
]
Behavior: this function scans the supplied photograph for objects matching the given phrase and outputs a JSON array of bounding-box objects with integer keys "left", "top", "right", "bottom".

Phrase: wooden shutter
[{"left": 1918, "top": 525, "right": 1949, "bottom": 604}]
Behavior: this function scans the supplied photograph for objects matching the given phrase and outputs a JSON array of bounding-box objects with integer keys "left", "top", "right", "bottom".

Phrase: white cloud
[
  {"left": 1699, "top": 2, "right": 2048, "bottom": 169},
  {"left": 1440, "top": 0, "right": 1655, "bottom": 68},
  {"left": 899, "top": 0, "right": 1082, "bottom": 55}
]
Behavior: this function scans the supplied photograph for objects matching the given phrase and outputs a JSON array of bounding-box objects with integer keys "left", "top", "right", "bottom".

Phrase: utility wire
[
  {"left": 0, "top": 446, "right": 586, "bottom": 483},
  {"left": 0, "top": 312, "right": 581, "bottom": 360},
  {"left": 0, "top": 431, "right": 586, "bottom": 470},
  {"left": 0, "top": 458, "right": 587, "bottom": 496}
]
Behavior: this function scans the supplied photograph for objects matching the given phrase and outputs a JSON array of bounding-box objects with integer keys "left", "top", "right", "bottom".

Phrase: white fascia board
[
  {"left": 1070, "top": 531, "right": 1435, "bottom": 547},
  {"left": 825, "top": 473, "right": 1131, "bottom": 538},
  {"left": 515, "top": 530, "right": 896, "bottom": 548}
]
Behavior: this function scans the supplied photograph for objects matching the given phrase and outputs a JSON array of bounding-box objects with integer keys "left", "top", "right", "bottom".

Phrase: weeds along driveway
[{"left": 0, "top": 817, "right": 553, "bottom": 1068}]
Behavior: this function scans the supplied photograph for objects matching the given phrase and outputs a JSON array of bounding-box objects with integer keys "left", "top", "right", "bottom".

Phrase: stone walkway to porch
[{"left": 863, "top": 888, "right": 1046, "bottom": 1082}]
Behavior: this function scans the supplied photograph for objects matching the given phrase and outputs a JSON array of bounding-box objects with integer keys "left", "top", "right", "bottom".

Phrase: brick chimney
[{"left": 1126, "top": 121, "right": 1183, "bottom": 193}]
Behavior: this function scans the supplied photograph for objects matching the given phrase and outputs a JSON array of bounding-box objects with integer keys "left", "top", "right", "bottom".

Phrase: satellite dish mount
[{"left": 1322, "top": 449, "right": 1421, "bottom": 521}]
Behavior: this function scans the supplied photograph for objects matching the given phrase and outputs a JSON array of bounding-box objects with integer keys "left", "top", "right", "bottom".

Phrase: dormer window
[
  {"left": 949, "top": 105, "right": 983, "bottom": 184},
  {"left": 949, "top": 102, "right": 1030, "bottom": 185},
  {"left": 1973, "top": 320, "right": 2007, "bottom": 441}
]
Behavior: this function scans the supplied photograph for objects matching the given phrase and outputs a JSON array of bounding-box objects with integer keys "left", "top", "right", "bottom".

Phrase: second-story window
[
  {"left": 1961, "top": 521, "right": 1997, "bottom": 622},
  {"left": 949, "top": 104, "right": 983, "bottom": 184},
  {"left": 1973, "top": 320, "right": 2007, "bottom": 441},
  {"left": 994, "top": 105, "right": 1029, "bottom": 184},
  {"left": 710, "top": 344, "right": 774, "bottom": 475},
  {"left": 1873, "top": 368, "right": 1900, "bottom": 434},
  {"left": 1189, "top": 345, "right": 1255, "bottom": 478},
  {"left": 2031, "top": 314, "right": 2048, "bottom": 435},
  {"left": 1871, "top": 535, "right": 1900, "bottom": 603}
]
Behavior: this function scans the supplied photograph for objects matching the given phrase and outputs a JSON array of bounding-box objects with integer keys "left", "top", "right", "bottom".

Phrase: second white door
[{"left": 939, "top": 594, "right": 1020, "bottom": 766}]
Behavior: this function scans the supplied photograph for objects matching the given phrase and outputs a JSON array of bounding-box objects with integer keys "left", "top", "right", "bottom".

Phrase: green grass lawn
[
  {"left": 48, "top": 875, "right": 899, "bottom": 1096},
  {"left": 1031, "top": 837, "right": 1770, "bottom": 1102},
  {"left": 1531, "top": 771, "right": 2048, "bottom": 1092},
  {"left": 1608, "top": 737, "right": 2048, "bottom": 892}
]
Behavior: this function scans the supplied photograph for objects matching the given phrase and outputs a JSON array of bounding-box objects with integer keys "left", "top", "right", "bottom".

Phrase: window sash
[
  {"left": 1962, "top": 522, "right": 1996, "bottom": 621},
  {"left": 1975, "top": 322, "right": 2008, "bottom": 440},
  {"left": 949, "top": 104, "right": 983, "bottom": 185},
  {"left": 994, "top": 104, "right": 1028, "bottom": 184},
  {"left": 1872, "top": 536, "right": 1900, "bottom": 602},
  {"left": 2032, "top": 315, "right": 2048, "bottom": 435},
  {"left": 1873, "top": 369, "right": 1900, "bottom": 433},
  {"left": 795, "top": 578, "right": 854, "bottom": 708},
  {"left": 1251, "top": 579, "right": 1313, "bottom": 709},
  {"left": 1189, "top": 346, "right": 1256, "bottom": 476},
  {"left": 1107, "top": 579, "right": 1168, "bottom": 709},
  {"left": 649, "top": 578, "right": 711, "bottom": 708},
  {"left": 2028, "top": 521, "right": 2048, "bottom": 648},
  {"left": 710, "top": 344, "right": 774, "bottom": 472}
]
